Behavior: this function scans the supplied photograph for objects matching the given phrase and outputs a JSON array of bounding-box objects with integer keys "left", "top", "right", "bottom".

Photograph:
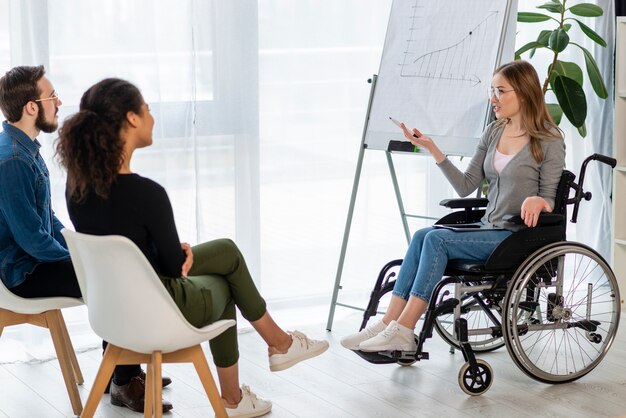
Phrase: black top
[{"left": 66, "top": 174, "right": 185, "bottom": 278}]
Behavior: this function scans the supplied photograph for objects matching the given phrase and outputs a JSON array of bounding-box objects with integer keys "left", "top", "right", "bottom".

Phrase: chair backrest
[
  {"left": 482, "top": 170, "right": 576, "bottom": 271},
  {"left": 62, "top": 229, "right": 210, "bottom": 354}
]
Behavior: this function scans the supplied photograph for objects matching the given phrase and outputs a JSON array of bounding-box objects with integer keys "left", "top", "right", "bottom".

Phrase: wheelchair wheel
[
  {"left": 458, "top": 359, "right": 493, "bottom": 396},
  {"left": 397, "top": 358, "right": 417, "bottom": 366},
  {"left": 503, "top": 242, "right": 620, "bottom": 384},
  {"left": 434, "top": 282, "right": 505, "bottom": 352}
]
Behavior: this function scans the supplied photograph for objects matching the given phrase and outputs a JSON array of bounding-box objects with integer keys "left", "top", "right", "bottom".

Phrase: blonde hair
[{"left": 493, "top": 60, "right": 562, "bottom": 163}]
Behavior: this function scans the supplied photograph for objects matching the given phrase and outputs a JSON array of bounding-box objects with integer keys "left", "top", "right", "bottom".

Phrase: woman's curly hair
[{"left": 56, "top": 78, "right": 143, "bottom": 203}]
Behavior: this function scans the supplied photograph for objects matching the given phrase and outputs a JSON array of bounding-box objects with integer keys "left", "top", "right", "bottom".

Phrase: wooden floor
[{"left": 2, "top": 311, "right": 626, "bottom": 417}]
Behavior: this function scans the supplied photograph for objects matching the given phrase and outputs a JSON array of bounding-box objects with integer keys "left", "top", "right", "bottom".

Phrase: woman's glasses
[{"left": 487, "top": 87, "right": 514, "bottom": 101}]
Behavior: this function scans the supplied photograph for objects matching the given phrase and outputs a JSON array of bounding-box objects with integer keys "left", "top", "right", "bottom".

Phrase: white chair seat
[
  {"left": 0, "top": 282, "right": 83, "bottom": 313},
  {"left": 0, "top": 279, "right": 84, "bottom": 415}
]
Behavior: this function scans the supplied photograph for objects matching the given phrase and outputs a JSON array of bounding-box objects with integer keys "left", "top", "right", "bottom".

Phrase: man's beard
[{"left": 35, "top": 104, "right": 58, "bottom": 133}]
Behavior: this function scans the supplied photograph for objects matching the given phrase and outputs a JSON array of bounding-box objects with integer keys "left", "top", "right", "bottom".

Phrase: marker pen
[{"left": 389, "top": 117, "right": 420, "bottom": 139}]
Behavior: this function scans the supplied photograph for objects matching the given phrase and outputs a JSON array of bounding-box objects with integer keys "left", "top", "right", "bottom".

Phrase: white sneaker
[
  {"left": 222, "top": 384, "right": 272, "bottom": 418},
  {"left": 358, "top": 320, "right": 417, "bottom": 352},
  {"left": 340, "top": 319, "right": 387, "bottom": 350},
  {"left": 269, "top": 331, "right": 329, "bottom": 372}
]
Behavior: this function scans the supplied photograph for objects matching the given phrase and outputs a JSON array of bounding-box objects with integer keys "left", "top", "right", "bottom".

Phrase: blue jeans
[{"left": 393, "top": 226, "right": 512, "bottom": 302}]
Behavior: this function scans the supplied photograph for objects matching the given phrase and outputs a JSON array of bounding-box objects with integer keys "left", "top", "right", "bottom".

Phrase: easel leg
[
  {"left": 326, "top": 142, "right": 367, "bottom": 331},
  {"left": 386, "top": 151, "right": 412, "bottom": 244},
  {"left": 326, "top": 75, "right": 386, "bottom": 331}
]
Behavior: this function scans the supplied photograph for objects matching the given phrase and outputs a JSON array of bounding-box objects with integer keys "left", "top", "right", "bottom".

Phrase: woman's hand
[
  {"left": 181, "top": 242, "right": 194, "bottom": 277},
  {"left": 400, "top": 123, "right": 445, "bottom": 163},
  {"left": 520, "top": 196, "right": 552, "bottom": 227}
]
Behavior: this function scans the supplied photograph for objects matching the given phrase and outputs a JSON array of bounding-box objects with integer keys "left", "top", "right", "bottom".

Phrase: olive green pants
[{"left": 160, "top": 238, "right": 267, "bottom": 367}]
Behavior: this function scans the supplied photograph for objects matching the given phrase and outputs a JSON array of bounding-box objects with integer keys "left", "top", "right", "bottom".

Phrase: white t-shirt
[{"left": 493, "top": 148, "right": 515, "bottom": 174}]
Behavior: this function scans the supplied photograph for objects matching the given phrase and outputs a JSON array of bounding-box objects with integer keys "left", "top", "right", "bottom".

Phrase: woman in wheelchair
[
  {"left": 341, "top": 60, "right": 566, "bottom": 353},
  {"left": 56, "top": 78, "right": 329, "bottom": 417}
]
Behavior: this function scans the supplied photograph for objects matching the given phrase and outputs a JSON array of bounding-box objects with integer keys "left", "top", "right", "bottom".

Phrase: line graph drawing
[
  {"left": 400, "top": 6, "right": 499, "bottom": 85},
  {"left": 363, "top": 0, "right": 513, "bottom": 151}
]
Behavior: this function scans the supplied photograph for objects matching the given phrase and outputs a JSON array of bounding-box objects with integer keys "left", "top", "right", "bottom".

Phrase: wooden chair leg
[
  {"left": 0, "top": 308, "right": 27, "bottom": 337},
  {"left": 0, "top": 308, "right": 10, "bottom": 337},
  {"left": 153, "top": 351, "right": 163, "bottom": 418},
  {"left": 46, "top": 310, "right": 83, "bottom": 416},
  {"left": 57, "top": 309, "right": 85, "bottom": 384},
  {"left": 144, "top": 359, "right": 154, "bottom": 418},
  {"left": 189, "top": 345, "right": 227, "bottom": 418},
  {"left": 81, "top": 344, "right": 122, "bottom": 418}
]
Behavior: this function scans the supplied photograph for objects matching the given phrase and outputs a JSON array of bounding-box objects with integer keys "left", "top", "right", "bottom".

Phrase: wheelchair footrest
[
  {"left": 568, "top": 319, "right": 600, "bottom": 332},
  {"left": 351, "top": 349, "right": 423, "bottom": 364}
]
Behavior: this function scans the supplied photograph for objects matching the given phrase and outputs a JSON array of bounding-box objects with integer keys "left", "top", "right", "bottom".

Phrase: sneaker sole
[
  {"left": 358, "top": 343, "right": 416, "bottom": 353},
  {"left": 339, "top": 339, "right": 360, "bottom": 350},
  {"left": 269, "top": 342, "right": 329, "bottom": 372},
  {"left": 222, "top": 403, "right": 272, "bottom": 418},
  {"left": 340, "top": 342, "right": 361, "bottom": 350},
  {"left": 340, "top": 337, "right": 372, "bottom": 350}
]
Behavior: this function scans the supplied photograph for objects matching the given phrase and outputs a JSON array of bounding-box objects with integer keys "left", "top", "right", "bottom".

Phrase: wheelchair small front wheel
[
  {"left": 434, "top": 282, "right": 505, "bottom": 352},
  {"left": 458, "top": 359, "right": 493, "bottom": 396},
  {"left": 396, "top": 358, "right": 417, "bottom": 366}
]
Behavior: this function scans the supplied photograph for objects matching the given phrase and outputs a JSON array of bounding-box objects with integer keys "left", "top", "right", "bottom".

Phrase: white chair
[
  {"left": 0, "top": 279, "right": 84, "bottom": 416},
  {"left": 62, "top": 229, "right": 235, "bottom": 418}
]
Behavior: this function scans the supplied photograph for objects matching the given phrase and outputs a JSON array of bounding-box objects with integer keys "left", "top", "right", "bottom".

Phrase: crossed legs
[{"left": 217, "top": 311, "right": 291, "bottom": 407}]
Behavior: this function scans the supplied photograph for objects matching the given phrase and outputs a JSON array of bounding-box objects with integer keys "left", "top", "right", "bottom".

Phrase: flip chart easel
[{"left": 326, "top": 0, "right": 518, "bottom": 330}]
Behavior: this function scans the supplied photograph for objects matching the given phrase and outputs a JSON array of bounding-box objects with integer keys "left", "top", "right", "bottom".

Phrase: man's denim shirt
[{"left": 0, "top": 121, "right": 69, "bottom": 288}]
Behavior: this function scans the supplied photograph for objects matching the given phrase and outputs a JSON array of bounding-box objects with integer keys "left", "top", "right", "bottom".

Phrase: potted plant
[{"left": 515, "top": 0, "right": 608, "bottom": 137}]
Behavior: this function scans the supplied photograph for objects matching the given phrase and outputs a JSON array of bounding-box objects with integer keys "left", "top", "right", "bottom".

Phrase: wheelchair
[{"left": 351, "top": 154, "right": 621, "bottom": 396}]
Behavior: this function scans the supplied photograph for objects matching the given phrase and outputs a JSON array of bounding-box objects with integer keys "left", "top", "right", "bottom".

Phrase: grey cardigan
[{"left": 437, "top": 121, "right": 566, "bottom": 230}]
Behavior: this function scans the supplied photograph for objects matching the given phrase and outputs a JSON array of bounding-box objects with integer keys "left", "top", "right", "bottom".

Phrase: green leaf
[
  {"left": 569, "top": 3, "right": 603, "bottom": 17},
  {"left": 553, "top": 75, "right": 587, "bottom": 128},
  {"left": 538, "top": 3, "right": 563, "bottom": 13},
  {"left": 548, "top": 28, "right": 570, "bottom": 52},
  {"left": 578, "top": 45, "right": 609, "bottom": 98},
  {"left": 537, "top": 30, "right": 552, "bottom": 46},
  {"left": 577, "top": 122, "right": 587, "bottom": 137},
  {"left": 563, "top": 23, "right": 572, "bottom": 32},
  {"left": 518, "top": 12, "right": 552, "bottom": 22},
  {"left": 547, "top": 103, "right": 564, "bottom": 125},
  {"left": 515, "top": 41, "right": 545, "bottom": 57},
  {"left": 529, "top": 30, "right": 552, "bottom": 58},
  {"left": 550, "top": 60, "right": 583, "bottom": 86},
  {"left": 573, "top": 18, "right": 607, "bottom": 47}
]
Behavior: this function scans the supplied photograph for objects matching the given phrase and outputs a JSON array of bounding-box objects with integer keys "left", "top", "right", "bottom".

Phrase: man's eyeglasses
[
  {"left": 488, "top": 87, "right": 514, "bottom": 101},
  {"left": 35, "top": 94, "right": 60, "bottom": 103}
]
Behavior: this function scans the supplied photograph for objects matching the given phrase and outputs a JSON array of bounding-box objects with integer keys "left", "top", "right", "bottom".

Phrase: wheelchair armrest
[
  {"left": 439, "top": 198, "right": 489, "bottom": 209},
  {"left": 503, "top": 213, "right": 565, "bottom": 226}
]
